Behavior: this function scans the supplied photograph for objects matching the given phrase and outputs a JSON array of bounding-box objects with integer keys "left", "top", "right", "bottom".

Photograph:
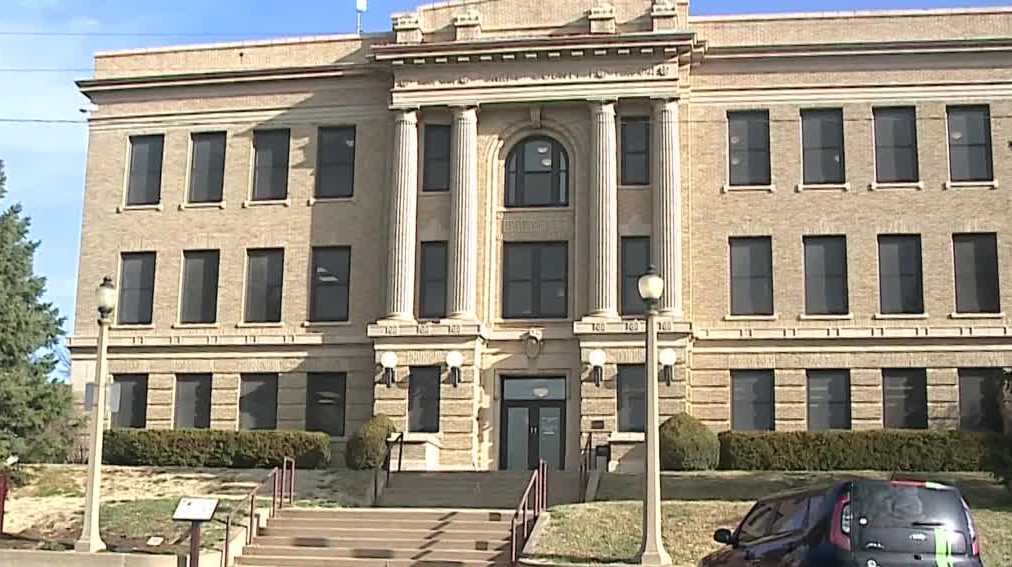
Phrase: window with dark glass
[
  {"left": 245, "top": 249, "right": 284, "bottom": 323},
  {"left": 503, "top": 242, "right": 568, "bottom": 319},
  {"left": 118, "top": 252, "right": 156, "bottom": 325},
  {"left": 878, "top": 235, "right": 923, "bottom": 315},
  {"left": 180, "top": 250, "right": 219, "bottom": 324},
  {"left": 112, "top": 374, "right": 148, "bottom": 429},
  {"left": 409, "top": 366, "right": 440, "bottom": 433},
  {"left": 801, "top": 108, "right": 846, "bottom": 185},
  {"left": 804, "top": 236, "right": 848, "bottom": 315},
  {"left": 315, "top": 126, "right": 355, "bottom": 198},
  {"left": 807, "top": 369, "right": 851, "bottom": 430},
  {"left": 306, "top": 372, "right": 347, "bottom": 437},
  {"left": 730, "top": 237, "right": 773, "bottom": 316},
  {"left": 126, "top": 135, "right": 164, "bottom": 206},
  {"left": 310, "top": 247, "right": 350, "bottom": 322},
  {"left": 737, "top": 501, "right": 777, "bottom": 543},
  {"left": 621, "top": 237, "right": 650, "bottom": 316},
  {"left": 953, "top": 233, "right": 1000, "bottom": 314},
  {"left": 958, "top": 368, "right": 1003, "bottom": 432},
  {"left": 617, "top": 365, "right": 646, "bottom": 433},
  {"left": 188, "top": 132, "right": 226, "bottom": 203},
  {"left": 240, "top": 373, "right": 277, "bottom": 430},
  {"left": 174, "top": 374, "right": 211, "bottom": 429},
  {"left": 873, "top": 107, "right": 919, "bottom": 183},
  {"left": 506, "top": 137, "right": 569, "bottom": 207},
  {"left": 621, "top": 117, "right": 650, "bottom": 186},
  {"left": 883, "top": 369, "right": 928, "bottom": 429},
  {"left": 732, "top": 370, "right": 774, "bottom": 431},
  {"left": 947, "top": 105, "right": 993, "bottom": 182},
  {"left": 252, "top": 129, "right": 290, "bottom": 201},
  {"left": 728, "top": 110, "right": 771, "bottom": 187},
  {"left": 419, "top": 241, "right": 447, "bottom": 319},
  {"left": 423, "top": 124, "right": 451, "bottom": 192}
]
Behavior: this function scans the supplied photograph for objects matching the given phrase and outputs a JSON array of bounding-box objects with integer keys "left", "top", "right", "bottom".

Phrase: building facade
[{"left": 70, "top": 0, "right": 1012, "bottom": 471}]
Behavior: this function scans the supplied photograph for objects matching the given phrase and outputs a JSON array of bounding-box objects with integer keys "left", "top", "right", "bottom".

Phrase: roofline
[
  {"left": 94, "top": 30, "right": 392, "bottom": 58},
  {"left": 688, "top": 4, "right": 1012, "bottom": 23}
]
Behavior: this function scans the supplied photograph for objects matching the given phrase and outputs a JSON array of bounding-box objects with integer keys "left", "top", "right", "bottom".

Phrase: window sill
[
  {"left": 618, "top": 183, "right": 651, "bottom": 190},
  {"left": 609, "top": 431, "right": 645, "bottom": 443},
  {"left": 799, "top": 313, "right": 853, "bottom": 321},
  {"left": 235, "top": 322, "right": 284, "bottom": 328},
  {"left": 949, "top": 312, "right": 1005, "bottom": 320},
  {"left": 944, "top": 180, "right": 999, "bottom": 191},
  {"left": 117, "top": 204, "right": 163, "bottom": 213},
  {"left": 172, "top": 323, "right": 220, "bottom": 329},
  {"left": 873, "top": 313, "right": 928, "bottom": 320},
  {"left": 419, "top": 189, "right": 450, "bottom": 197},
  {"left": 179, "top": 201, "right": 226, "bottom": 210},
  {"left": 869, "top": 181, "right": 924, "bottom": 191},
  {"left": 499, "top": 317, "right": 572, "bottom": 324},
  {"left": 724, "top": 314, "right": 778, "bottom": 321},
  {"left": 722, "top": 184, "right": 776, "bottom": 193},
  {"left": 500, "top": 205, "right": 573, "bottom": 212},
  {"left": 796, "top": 182, "right": 850, "bottom": 192},
  {"left": 242, "top": 199, "right": 291, "bottom": 208},
  {"left": 307, "top": 196, "right": 354, "bottom": 205},
  {"left": 302, "top": 320, "right": 352, "bottom": 327},
  {"left": 110, "top": 323, "right": 155, "bottom": 330}
]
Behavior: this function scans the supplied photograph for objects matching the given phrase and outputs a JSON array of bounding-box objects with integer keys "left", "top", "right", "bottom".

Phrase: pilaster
[
  {"left": 447, "top": 106, "right": 479, "bottom": 321},
  {"left": 384, "top": 109, "right": 419, "bottom": 322},
  {"left": 651, "top": 98, "right": 683, "bottom": 318},
  {"left": 587, "top": 100, "right": 619, "bottom": 320}
]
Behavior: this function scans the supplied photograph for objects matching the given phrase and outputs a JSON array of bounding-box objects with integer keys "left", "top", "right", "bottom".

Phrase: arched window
[{"left": 505, "top": 136, "right": 569, "bottom": 207}]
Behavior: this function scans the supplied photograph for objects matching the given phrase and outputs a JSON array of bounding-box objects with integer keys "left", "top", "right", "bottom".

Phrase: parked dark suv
[{"left": 699, "top": 480, "right": 983, "bottom": 567}]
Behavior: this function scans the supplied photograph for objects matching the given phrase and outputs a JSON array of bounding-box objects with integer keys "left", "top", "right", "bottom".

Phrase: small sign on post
[{"left": 172, "top": 497, "right": 219, "bottom": 567}]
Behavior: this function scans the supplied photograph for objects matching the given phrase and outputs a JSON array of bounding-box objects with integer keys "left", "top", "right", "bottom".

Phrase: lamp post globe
[
  {"left": 95, "top": 276, "right": 117, "bottom": 319},
  {"left": 637, "top": 266, "right": 664, "bottom": 303}
]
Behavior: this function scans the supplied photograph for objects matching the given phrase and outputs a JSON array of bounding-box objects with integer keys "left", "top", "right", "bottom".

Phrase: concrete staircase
[
  {"left": 378, "top": 471, "right": 582, "bottom": 508},
  {"left": 238, "top": 508, "right": 513, "bottom": 567}
]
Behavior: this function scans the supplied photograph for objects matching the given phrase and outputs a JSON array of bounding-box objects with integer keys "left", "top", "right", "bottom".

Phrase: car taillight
[
  {"left": 962, "top": 497, "right": 980, "bottom": 557},
  {"left": 830, "top": 493, "right": 852, "bottom": 551}
]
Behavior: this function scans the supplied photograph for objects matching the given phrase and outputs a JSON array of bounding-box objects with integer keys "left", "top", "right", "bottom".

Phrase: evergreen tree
[{"left": 0, "top": 160, "right": 77, "bottom": 463}]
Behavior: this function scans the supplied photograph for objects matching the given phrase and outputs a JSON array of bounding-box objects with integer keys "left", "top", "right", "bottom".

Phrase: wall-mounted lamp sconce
[
  {"left": 380, "top": 351, "right": 398, "bottom": 387},
  {"left": 659, "top": 348, "right": 678, "bottom": 386},
  {"left": 446, "top": 350, "right": 464, "bottom": 387},
  {"left": 588, "top": 349, "right": 607, "bottom": 387}
]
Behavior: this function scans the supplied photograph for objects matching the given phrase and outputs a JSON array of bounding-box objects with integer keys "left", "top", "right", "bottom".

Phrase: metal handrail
[
  {"left": 509, "top": 460, "right": 547, "bottom": 565},
  {"left": 579, "top": 432, "right": 595, "bottom": 503},
  {"left": 221, "top": 458, "right": 296, "bottom": 567},
  {"left": 373, "top": 432, "right": 405, "bottom": 503}
]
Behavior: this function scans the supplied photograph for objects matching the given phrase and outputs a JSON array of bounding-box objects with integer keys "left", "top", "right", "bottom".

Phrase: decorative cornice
[{"left": 702, "top": 37, "right": 1012, "bottom": 60}]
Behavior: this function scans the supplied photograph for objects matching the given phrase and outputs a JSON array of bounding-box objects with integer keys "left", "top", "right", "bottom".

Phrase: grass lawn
[{"left": 532, "top": 471, "right": 1012, "bottom": 566}]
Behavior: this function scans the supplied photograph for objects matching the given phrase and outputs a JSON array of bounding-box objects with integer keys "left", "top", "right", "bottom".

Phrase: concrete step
[
  {"left": 259, "top": 526, "right": 511, "bottom": 541},
  {"left": 237, "top": 556, "right": 510, "bottom": 567},
  {"left": 245, "top": 545, "right": 509, "bottom": 562},
  {"left": 251, "top": 536, "right": 510, "bottom": 552},
  {"left": 268, "top": 517, "right": 513, "bottom": 532},
  {"left": 277, "top": 508, "right": 511, "bottom": 523}
]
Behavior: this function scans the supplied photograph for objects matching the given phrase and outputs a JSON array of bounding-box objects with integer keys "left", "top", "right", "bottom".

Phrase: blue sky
[{"left": 2, "top": 0, "right": 1009, "bottom": 338}]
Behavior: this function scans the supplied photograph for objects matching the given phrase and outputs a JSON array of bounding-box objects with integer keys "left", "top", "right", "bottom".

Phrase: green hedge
[
  {"left": 103, "top": 429, "right": 331, "bottom": 468},
  {"left": 660, "top": 413, "right": 719, "bottom": 471},
  {"left": 718, "top": 430, "right": 1006, "bottom": 471},
  {"left": 346, "top": 415, "right": 398, "bottom": 470}
]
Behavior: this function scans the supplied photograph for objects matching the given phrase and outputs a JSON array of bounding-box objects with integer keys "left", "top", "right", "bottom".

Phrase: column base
[
  {"left": 637, "top": 548, "right": 673, "bottom": 567},
  {"left": 375, "top": 315, "right": 417, "bottom": 326},
  {"left": 580, "top": 311, "right": 621, "bottom": 322},
  {"left": 74, "top": 537, "right": 107, "bottom": 554}
]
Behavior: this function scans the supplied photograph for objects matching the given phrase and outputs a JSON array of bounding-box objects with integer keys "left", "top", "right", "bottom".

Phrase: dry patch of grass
[{"left": 535, "top": 472, "right": 1012, "bottom": 566}]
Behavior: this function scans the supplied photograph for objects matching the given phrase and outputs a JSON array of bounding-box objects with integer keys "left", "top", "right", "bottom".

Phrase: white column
[
  {"left": 588, "top": 100, "right": 619, "bottom": 319},
  {"left": 651, "top": 99, "right": 683, "bottom": 318},
  {"left": 385, "top": 109, "right": 419, "bottom": 321},
  {"left": 447, "top": 106, "right": 479, "bottom": 320}
]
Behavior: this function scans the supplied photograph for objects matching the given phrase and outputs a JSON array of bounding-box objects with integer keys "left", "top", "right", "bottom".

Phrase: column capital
[
  {"left": 391, "top": 107, "right": 420, "bottom": 122},
  {"left": 588, "top": 99, "right": 618, "bottom": 112},
  {"left": 450, "top": 105, "right": 479, "bottom": 118},
  {"left": 650, "top": 96, "right": 680, "bottom": 107}
]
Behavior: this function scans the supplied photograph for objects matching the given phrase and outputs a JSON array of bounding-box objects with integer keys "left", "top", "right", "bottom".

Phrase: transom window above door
[{"left": 505, "top": 136, "right": 569, "bottom": 208}]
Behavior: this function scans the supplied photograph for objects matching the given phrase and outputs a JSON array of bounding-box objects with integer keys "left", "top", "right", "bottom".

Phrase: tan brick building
[{"left": 69, "top": 0, "right": 1012, "bottom": 471}]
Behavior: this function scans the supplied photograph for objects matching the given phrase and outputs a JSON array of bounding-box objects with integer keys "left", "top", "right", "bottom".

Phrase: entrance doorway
[{"left": 500, "top": 377, "right": 566, "bottom": 470}]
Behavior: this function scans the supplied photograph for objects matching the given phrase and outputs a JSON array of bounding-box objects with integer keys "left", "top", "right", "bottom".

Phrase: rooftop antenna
[{"left": 356, "top": 0, "right": 367, "bottom": 35}]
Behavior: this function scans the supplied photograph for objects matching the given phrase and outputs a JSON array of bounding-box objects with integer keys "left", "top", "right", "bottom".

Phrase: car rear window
[{"left": 853, "top": 482, "right": 969, "bottom": 555}]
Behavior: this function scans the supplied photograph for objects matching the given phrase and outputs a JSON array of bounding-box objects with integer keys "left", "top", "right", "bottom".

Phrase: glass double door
[{"left": 500, "top": 377, "right": 566, "bottom": 471}]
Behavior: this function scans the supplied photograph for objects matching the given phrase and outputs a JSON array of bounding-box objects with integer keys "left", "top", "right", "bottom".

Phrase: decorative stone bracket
[
  {"left": 393, "top": 13, "right": 422, "bottom": 44},
  {"left": 454, "top": 10, "right": 482, "bottom": 41},
  {"left": 588, "top": 4, "right": 617, "bottom": 34},
  {"left": 651, "top": 0, "right": 679, "bottom": 31}
]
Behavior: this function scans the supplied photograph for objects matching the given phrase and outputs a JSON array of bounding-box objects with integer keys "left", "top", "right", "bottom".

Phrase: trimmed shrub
[
  {"left": 718, "top": 430, "right": 1005, "bottom": 471},
  {"left": 659, "top": 413, "right": 719, "bottom": 471},
  {"left": 346, "top": 415, "right": 398, "bottom": 470},
  {"left": 103, "top": 429, "right": 331, "bottom": 468}
]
